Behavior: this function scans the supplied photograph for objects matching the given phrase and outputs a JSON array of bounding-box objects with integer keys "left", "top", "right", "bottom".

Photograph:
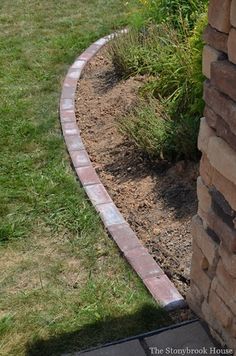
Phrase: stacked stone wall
[{"left": 188, "top": 0, "right": 236, "bottom": 351}]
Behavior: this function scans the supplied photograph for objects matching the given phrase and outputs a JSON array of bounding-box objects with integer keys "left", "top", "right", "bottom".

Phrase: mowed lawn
[{"left": 0, "top": 1, "right": 169, "bottom": 355}]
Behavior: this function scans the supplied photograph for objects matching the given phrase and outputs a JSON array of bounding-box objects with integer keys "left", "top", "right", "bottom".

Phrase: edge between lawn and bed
[{"left": 59, "top": 31, "right": 186, "bottom": 312}]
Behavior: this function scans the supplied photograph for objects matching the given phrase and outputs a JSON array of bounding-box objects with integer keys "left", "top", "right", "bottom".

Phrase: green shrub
[
  {"left": 110, "top": 11, "right": 207, "bottom": 160},
  {"left": 138, "top": 0, "right": 208, "bottom": 30}
]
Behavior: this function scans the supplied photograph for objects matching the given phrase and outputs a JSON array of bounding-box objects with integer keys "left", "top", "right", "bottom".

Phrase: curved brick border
[{"left": 59, "top": 32, "right": 186, "bottom": 311}]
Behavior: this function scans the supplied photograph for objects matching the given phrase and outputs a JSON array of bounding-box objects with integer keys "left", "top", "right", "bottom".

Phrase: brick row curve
[{"left": 59, "top": 31, "right": 186, "bottom": 311}]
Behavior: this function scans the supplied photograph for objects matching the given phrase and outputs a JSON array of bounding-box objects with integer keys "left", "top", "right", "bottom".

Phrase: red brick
[
  {"left": 71, "top": 59, "right": 86, "bottom": 70},
  {"left": 85, "top": 184, "right": 112, "bottom": 206},
  {"left": 70, "top": 150, "right": 91, "bottom": 168},
  {"left": 62, "top": 122, "right": 80, "bottom": 136},
  {"left": 60, "top": 109, "right": 76, "bottom": 123},
  {"left": 211, "top": 60, "right": 236, "bottom": 102},
  {"left": 107, "top": 223, "right": 141, "bottom": 253},
  {"left": 96, "top": 202, "right": 125, "bottom": 227},
  {"left": 79, "top": 44, "right": 100, "bottom": 61},
  {"left": 203, "top": 25, "right": 228, "bottom": 54},
  {"left": 144, "top": 275, "right": 185, "bottom": 311},
  {"left": 76, "top": 166, "right": 100, "bottom": 186},
  {"left": 208, "top": 0, "right": 231, "bottom": 33},
  {"left": 125, "top": 246, "right": 163, "bottom": 280},
  {"left": 60, "top": 98, "right": 74, "bottom": 111},
  {"left": 65, "top": 135, "right": 84, "bottom": 152}
]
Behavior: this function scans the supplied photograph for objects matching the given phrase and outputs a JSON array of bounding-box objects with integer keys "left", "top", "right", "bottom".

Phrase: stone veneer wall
[{"left": 188, "top": 0, "right": 236, "bottom": 351}]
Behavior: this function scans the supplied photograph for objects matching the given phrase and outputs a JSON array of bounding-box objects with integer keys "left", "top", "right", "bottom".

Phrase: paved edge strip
[{"left": 59, "top": 30, "right": 186, "bottom": 311}]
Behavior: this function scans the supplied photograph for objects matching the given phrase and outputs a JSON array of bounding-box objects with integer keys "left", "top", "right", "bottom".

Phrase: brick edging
[{"left": 59, "top": 31, "right": 186, "bottom": 311}]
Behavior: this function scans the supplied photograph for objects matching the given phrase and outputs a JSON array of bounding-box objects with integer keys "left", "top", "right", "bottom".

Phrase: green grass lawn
[{"left": 0, "top": 1, "right": 170, "bottom": 355}]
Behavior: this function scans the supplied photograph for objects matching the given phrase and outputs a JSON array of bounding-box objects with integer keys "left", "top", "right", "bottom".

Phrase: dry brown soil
[{"left": 75, "top": 48, "right": 198, "bottom": 298}]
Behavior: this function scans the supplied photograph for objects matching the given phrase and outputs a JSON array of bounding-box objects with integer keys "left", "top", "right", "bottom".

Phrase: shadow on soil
[
  {"left": 101, "top": 141, "right": 198, "bottom": 220},
  {"left": 26, "top": 304, "right": 171, "bottom": 356}
]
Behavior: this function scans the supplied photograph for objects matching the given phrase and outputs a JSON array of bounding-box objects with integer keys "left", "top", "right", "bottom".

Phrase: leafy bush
[
  {"left": 109, "top": 11, "right": 207, "bottom": 160},
  {"left": 138, "top": 0, "right": 208, "bottom": 30}
]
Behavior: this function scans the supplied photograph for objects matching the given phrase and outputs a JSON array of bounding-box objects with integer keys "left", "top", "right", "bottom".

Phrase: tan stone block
[
  {"left": 198, "top": 208, "right": 236, "bottom": 253},
  {"left": 228, "top": 28, "right": 236, "bottom": 65},
  {"left": 191, "top": 242, "right": 212, "bottom": 298},
  {"left": 203, "top": 81, "right": 236, "bottom": 137},
  {"left": 231, "top": 0, "right": 236, "bottom": 27},
  {"left": 186, "top": 281, "right": 204, "bottom": 317},
  {"left": 208, "top": 0, "right": 231, "bottom": 33},
  {"left": 212, "top": 166, "right": 236, "bottom": 212},
  {"left": 209, "top": 289, "right": 232, "bottom": 328},
  {"left": 200, "top": 154, "right": 213, "bottom": 186},
  {"left": 212, "top": 276, "right": 236, "bottom": 316},
  {"left": 203, "top": 45, "right": 226, "bottom": 79},
  {"left": 217, "top": 259, "right": 236, "bottom": 297},
  {"left": 192, "top": 215, "right": 219, "bottom": 267},
  {"left": 201, "top": 154, "right": 236, "bottom": 211},
  {"left": 204, "top": 105, "right": 219, "bottom": 129},
  {"left": 197, "top": 177, "right": 212, "bottom": 213},
  {"left": 202, "top": 300, "right": 223, "bottom": 334},
  {"left": 207, "top": 136, "right": 236, "bottom": 186},
  {"left": 211, "top": 60, "right": 236, "bottom": 102},
  {"left": 203, "top": 25, "right": 228, "bottom": 54},
  {"left": 219, "top": 245, "right": 236, "bottom": 278},
  {"left": 198, "top": 117, "right": 216, "bottom": 153}
]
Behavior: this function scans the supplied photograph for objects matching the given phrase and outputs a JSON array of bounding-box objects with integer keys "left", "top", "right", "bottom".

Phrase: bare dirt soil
[{"left": 75, "top": 48, "right": 198, "bottom": 298}]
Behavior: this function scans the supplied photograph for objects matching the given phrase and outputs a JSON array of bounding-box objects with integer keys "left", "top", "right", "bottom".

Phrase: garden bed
[{"left": 75, "top": 47, "right": 198, "bottom": 297}]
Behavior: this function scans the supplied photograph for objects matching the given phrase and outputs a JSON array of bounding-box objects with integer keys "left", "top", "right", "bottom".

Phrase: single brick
[
  {"left": 107, "top": 223, "right": 141, "bottom": 253},
  {"left": 76, "top": 166, "right": 100, "bottom": 186},
  {"left": 198, "top": 117, "right": 215, "bottom": 153},
  {"left": 192, "top": 215, "right": 219, "bottom": 267},
  {"left": 144, "top": 275, "right": 185, "bottom": 311},
  {"left": 96, "top": 203, "right": 125, "bottom": 227},
  {"left": 70, "top": 150, "right": 91, "bottom": 168},
  {"left": 231, "top": 0, "right": 236, "bottom": 27},
  {"left": 207, "top": 136, "right": 236, "bottom": 186},
  {"left": 85, "top": 184, "right": 112, "bottom": 206},
  {"left": 60, "top": 98, "right": 74, "bottom": 111},
  {"left": 211, "top": 60, "right": 236, "bottom": 102},
  {"left": 190, "top": 242, "right": 212, "bottom": 299},
  {"left": 197, "top": 177, "right": 212, "bottom": 213},
  {"left": 208, "top": 0, "right": 231, "bottom": 33},
  {"left": 124, "top": 246, "right": 163, "bottom": 280},
  {"left": 209, "top": 289, "right": 232, "bottom": 328},
  {"left": 219, "top": 245, "right": 236, "bottom": 278},
  {"left": 202, "top": 45, "right": 226, "bottom": 79},
  {"left": 62, "top": 122, "right": 80, "bottom": 136},
  {"left": 228, "top": 28, "right": 236, "bottom": 65},
  {"left": 203, "top": 81, "right": 236, "bottom": 137},
  {"left": 60, "top": 109, "right": 76, "bottom": 123},
  {"left": 65, "top": 135, "right": 84, "bottom": 152},
  {"left": 203, "top": 25, "right": 228, "bottom": 53}
]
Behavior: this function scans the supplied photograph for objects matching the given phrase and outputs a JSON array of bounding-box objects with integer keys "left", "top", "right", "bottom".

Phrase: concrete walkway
[{"left": 73, "top": 320, "right": 227, "bottom": 356}]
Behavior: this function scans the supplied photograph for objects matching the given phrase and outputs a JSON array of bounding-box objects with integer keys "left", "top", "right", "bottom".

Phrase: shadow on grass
[{"left": 26, "top": 304, "right": 171, "bottom": 356}]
